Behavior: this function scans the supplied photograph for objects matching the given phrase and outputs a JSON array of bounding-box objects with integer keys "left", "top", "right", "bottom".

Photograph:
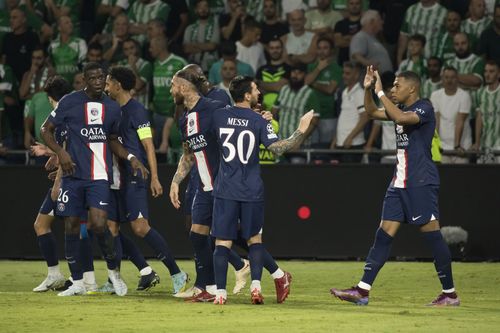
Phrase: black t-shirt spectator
[
  {"left": 219, "top": 13, "right": 243, "bottom": 42},
  {"left": 260, "top": 21, "right": 289, "bottom": 45},
  {"left": 334, "top": 18, "right": 361, "bottom": 65},
  {"left": 165, "top": 0, "right": 189, "bottom": 42},
  {"left": 370, "top": 0, "right": 417, "bottom": 45},
  {"left": 1, "top": 29, "right": 40, "bottom": 83},
  {"left": 478, "top": 27, "right": 500, "bottom": 61}
]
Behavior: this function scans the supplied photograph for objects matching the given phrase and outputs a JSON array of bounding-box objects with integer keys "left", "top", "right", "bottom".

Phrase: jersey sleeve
[
  {"left": 413, "top": 102, "right": 434, "bottom": 125},
  {"left": 24, "top": 99, "right": 34, "bottom": 118},
  {"left": 131, "top": 106, "right": 153, "bottom": 140},
  {"left": 472, "top": 58, "right": 485, "bottom": 81},
  {"left": 46, "top": 95, "right": 69, "bottom": 127},
  {"left": 258, "top": 117, "right": 279, "bottom": 148},
  {"left": 459, "top": 91, "right": 471, "bottom": 115}
]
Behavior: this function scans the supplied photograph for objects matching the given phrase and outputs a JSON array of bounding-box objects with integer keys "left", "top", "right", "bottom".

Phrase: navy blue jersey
[
  {"left": 179, "top": 97, "right": 226, "bottom": 192},
  {"left": 207, "top": 87, "right": 232, "bottom": 107},
  {"left": 119, "top": 98, "right": 150, "bottom": 176},
  {"left": 212, "top": 106, "right": 279, "bottom": 201},
  {"left": 47, "top": 90, "right": 121, "bottom": 181},
  {"left": 391, "top": 99, "right": 440, "bottom": 188}
]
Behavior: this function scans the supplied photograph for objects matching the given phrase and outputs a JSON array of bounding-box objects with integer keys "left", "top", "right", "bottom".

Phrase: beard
[
  {"left": 198, "top": 13, "right": 210, "bottom": 20},
  {"left": 289, "top": 79, "right": 304, "bottom": 91}
]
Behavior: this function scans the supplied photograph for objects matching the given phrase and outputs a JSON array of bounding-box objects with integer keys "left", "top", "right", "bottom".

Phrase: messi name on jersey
[{"left": 227, "top": 117, "right": 249, "bottom": 127}]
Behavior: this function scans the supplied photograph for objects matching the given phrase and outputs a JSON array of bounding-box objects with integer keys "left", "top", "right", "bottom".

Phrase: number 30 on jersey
[{"left": 220, "top": 128, "right": 255, "bottom": 164}]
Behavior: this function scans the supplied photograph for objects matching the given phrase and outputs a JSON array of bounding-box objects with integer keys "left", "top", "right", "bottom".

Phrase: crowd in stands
[{"left": 0, "top": 0, "right": 499, "bottom": 165}]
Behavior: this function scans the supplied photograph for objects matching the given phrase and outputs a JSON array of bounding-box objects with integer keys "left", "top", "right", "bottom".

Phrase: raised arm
[
  {"left": 364, "top": 66, "right": 388, "bottom": 120},
  {"left": 267, "top": 110, "right": 314, "bottom": 155}
]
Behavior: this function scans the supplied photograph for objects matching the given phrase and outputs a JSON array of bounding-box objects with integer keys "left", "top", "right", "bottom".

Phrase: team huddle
[{"left": 31, "top": 61, "right": 458, "bottom": 306}]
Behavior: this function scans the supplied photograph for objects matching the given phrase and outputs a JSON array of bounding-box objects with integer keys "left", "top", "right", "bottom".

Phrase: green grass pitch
[{"left": 0, "top": 260, "right": 499, "bottom": 332}]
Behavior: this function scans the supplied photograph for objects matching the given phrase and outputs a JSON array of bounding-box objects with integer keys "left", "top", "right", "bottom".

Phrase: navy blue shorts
[
  {"left": 381, "top": 185, "right": 439, "bottom": 225},
  {"left": 56, "top": 178, "right": 110, "bottom": 217},
  {"left": 191, "top": 189, "right": 213, "bottom": 226},
  {"left": 39, "top": 188, "right": 56, "bottom": 216},
  {"left": 211, "top": 197, "right": 264, "bottom": 240},
  {"left": 121, "top": 176, "right": 149, "bottom": 222},
  {"left": 182, "top": 179, "right": 196, "bottom": 215},
  {"left": 107, "top": 189, "right": 127, "bottom": 223}
]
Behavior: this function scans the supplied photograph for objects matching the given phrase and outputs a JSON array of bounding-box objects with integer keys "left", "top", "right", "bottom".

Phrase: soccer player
[
  {"left": 210, "top": 76, "right": 314, "bottom": 305},
  {"left": 32, "top": 75, "right": 72, "bottom": 292},
  {"left": 104, "top": 66, "right": 188, "bottom": 294},
  {"left": 40, "top": 62, "right": 148, "bottom": 297},
  {"left": 330, "top": 66, "right": 460, "bottom": 306}
]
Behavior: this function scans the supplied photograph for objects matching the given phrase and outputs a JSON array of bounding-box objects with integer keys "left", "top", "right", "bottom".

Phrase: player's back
[
  {"left": 207, "top": 87, "right": 232, "bottom": 107},
  {"left": 392, "top": 98, "right": 439, "bottom": 188},
  {"left": 213, "top": 106, "right": 278, "bottom": 202}
]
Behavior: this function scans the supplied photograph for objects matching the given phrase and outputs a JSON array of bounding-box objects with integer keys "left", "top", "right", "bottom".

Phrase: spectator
[
  {"left": 446, "top": 32, "right": 485, "bottom": 90},
  {"left": 19, "top": 46, "right": 55, "bottom": 101},
  {"left": 149, "top": 36, "right": 187, "bottom": 157},
  {"left": 128, "top": 0, "right": 170, "bottom": 43},
  {"left": 165, "top": 0, "right": 189, "bottom": 49},
  {"left": 260, "top": 0, "right": 289, "bottom": 45},
  {"left": 272, "top": 63, "right": 320, "bottom": 151},
  {"left": 305, "top": 0, "right": 342, "bottom": 38},
  {"left": 461, "top": 0, "right": 492, "bottom": 41},
  {"left": 48, "top": 15, "right": 87, "bottom": 84},
  {"left": 72, "top": 72, "right": 84, "bottom": 91},
  {"left": 281, "top": 9, "right": 318, "bottom": 66},
  {"left": 236, "top": 19, "right": 266, "bottom": 73},
  {"left": 473, "top": 60, "right": 500, "bottom": 163},
  {"left": 3, "top": 0, "right": 52, "bottom": 44},
  {"left": 431, "top": 66, "right": 472, "bottom": 164},
  {"left": 331, "top": 0, "right": 369, "bottom": 14},
  {"left": 247, "top": 0, "right": 266, "bottom": 24},
  {"left": 43, "top": 0, "right": 80, "bottom": 35},
  {"left": 183, "top": 0, "right": 220, "bottom": 72},
  {"left": 216, "top": 58, "right": 237, "bottom": 104},
  {"left": 101, "top": 13, "right": 130, "bottom": 64},
  {"left": 82, "top": 42, "right": 109, "bottom": 72},
  {"left": 219, "top": 0, "right": 246, "bottom": 42},
  {"left": 434, "top": 11, "right": 464, "bottom": 63},
  {"left": 256, "top": 38, "right": 290, "bottom": 111},
  {"left": 0, "top": 62, "right": 16, "bottom": 135},
  {"left": 187, "top": 0, "right": 226, "bottom": 17},
  {"left": 333, "top": 0, "right": 362, "bottom": 66},
  {"left": 477, "top": 4, "right": 500, "bottom": 61},
  {"left": 208, "top": 41, "right": 254, "bottom": 85},
  {"left": 331, "top": 61, "right": 368, "bottom": 163},
  {"left": 420, "top": 56, "right": 443, "bottom": 99},
  {"left": 397, "top": 0, "right": 447, "bottom": 66},
  {"left": 280, "top": 0, "right": 308, "bottom": 21},
  {"left": 23, "top": 84, "right": 52, "bottom": 151},
  {"left": 97, "top": 0, "right": 129, "bottom": 33},
  {"left": 117, "top": 38, "right": 152, "bottom": 108},
  {"left": 350, "top": 10, "right": 393, "bottom": 74},
  {"left": 305, "top": 37, "right": 342, "bottom": 148},
  {"left": 397, "top": 34, "right": 427, "bottom": 78},
  {"left": 1, "top": 8, "right": 40, "bottom": 84},
  {"left": 144, "top": 19, "right": 167, "bottom": 62}
]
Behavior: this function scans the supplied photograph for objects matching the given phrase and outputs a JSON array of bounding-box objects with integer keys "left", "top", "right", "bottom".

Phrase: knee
[
  {"left": 107, "top": 221, "right": 120, "bottom": 236},
  {"left": 247, "top": 234, "right": 262, "bottom": 246},
  {"left": 131, "top": 219, "right": 150, "bottom": 237},
  {"left": 190, "top": 224, "right": 209, "bottom": 235},
  {"left": 64, "top": 219, "right": 80, "bottom": 235}
]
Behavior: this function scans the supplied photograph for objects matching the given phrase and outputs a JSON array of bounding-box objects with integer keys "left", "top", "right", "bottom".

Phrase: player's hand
[
  {"left": 363, "top": 66, "right": 375, "bottom": 90},
  {"left": 30, "top": 142, "right": 48, "bottom": 156},
  {"left": 150, "top": 177, "right": 163, "bottom": 198},
  {"left": 298, "top": 110, "right": 315, "bottom": 133},
  {"left": 45, "top": 155, "right": 59, "bottom": 171},
  {"left": 130, "top": 157, "right": 150, "bottom": 180},
  {"left": 317, "top": 58, "right": 330, "bottom": 71},
  {"left": 261, "top": 110, "right": 273, "bottom": 121},
  {"left": 373, "top": 70, "right": 383, "bottom": 94},
  {"left": 57, "top": 150, "right": 75, "bottom": 176},
  {"left": 169, "top": 182, "right": 181, "bottom": 209}
]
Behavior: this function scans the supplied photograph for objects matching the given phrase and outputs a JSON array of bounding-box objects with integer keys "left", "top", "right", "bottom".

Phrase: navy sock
[
  {"left": 213, "top": 245, "right": 230, "bottom": 290},
  {"left": 423, "top": 230, "right": 455, "bottom": 290},
  {"left": 65, "top": 234, "right": 83, "bottom": 280},
  {"left": 262, "top": 248, "right": 279, "bottom": 274},
  {"left": 144, "top": 228, "right": 180, "bottom": 275},
  {"left": 79, "top": 234, "right": 94, "bottom": 273},
  {"left": 38, "top": 232, "right": 58, "bottom": 267},
  {"left": 114, "top": 235, "right": 123, "bottom": 270},
  {"left": 248, "top": 243, "right": 265, "bottom": 281},
  {"left": 361, "top": 228, "right": 394, "bottom": 286},
  {"left": 190, "top": 232, "right": 214, "bottom": 288},
  {"left": 95, "top": 229, "right": 117, "bottom": 270},
  {"left": 228, "top": 249, "right": 244, "bottom": 271},
  {"left": 120, "top": 232, "right": 148, "bottom": 271}
]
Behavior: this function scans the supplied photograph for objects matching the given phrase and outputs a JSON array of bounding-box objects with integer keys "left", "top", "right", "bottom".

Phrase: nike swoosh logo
[
  {"left": 90, "top": 118, "right": 99, "bottom": 122},
  {"left": 99, "top": 201, "right": 108, "bottom": 205},
  {"left": 412, "top": 215, "right": 422, "bottom": 221}
]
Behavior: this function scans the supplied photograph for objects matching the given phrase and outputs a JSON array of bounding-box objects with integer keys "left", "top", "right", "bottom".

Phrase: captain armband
[{"left": 137, "top": 126, "right": 153, "bottom": 140}]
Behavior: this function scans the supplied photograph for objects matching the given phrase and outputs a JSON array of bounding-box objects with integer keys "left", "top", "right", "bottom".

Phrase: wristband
[
  {"left": 127, "top": 153, "right": 135, "bottom": 161},
  {"left": 377, "top": 91, "right": 385, "bottom": 98}
]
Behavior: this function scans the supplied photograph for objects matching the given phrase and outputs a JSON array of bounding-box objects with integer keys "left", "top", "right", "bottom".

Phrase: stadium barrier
[{"left": 0, "top": 164, "right": 498, "bottom": 260}]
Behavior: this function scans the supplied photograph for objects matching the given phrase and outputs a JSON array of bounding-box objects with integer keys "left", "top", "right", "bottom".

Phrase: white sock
[
  {"left": 107, "top": 269, "right": 118, "bottom": 280},
  {"left": 72, "top": 279, "right": 84, "bottom": 288},
  {"left": 83, "top": 271, "right": 96, "bottom": 285},
  {"left": 271, "top": 268, "right": 284, "bottom": 279},
  {"left": 47, "top": 264, "right": 60, "bottom": 276},
  {"left": 139, "top": 266, "right": 152, "bottom": 276},
  {"left": 206, "top": 284, "right": 217, "bottom": 295},
  {"left": 443, "top": 288, "right": 455, "bottom": 293},
  {"left": 215, "top": 289, "right": 227, "bottom": 299},
  {"left": 357, "top": 281, "right": 372, "bottom": 291},
  {"left": 250, "top": 280, "right": 261, "bottom": 292}
]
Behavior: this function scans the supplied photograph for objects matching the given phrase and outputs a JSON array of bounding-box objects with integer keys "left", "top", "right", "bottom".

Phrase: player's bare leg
[
  {"left": 420, "top": 220, "right": 460, "bottom": 306},
  {"left": 130, "top": 217, "right": 187, "bottom": 294},
  {"left": 331, "top": 220, "right": 400, "bottom": 305}
]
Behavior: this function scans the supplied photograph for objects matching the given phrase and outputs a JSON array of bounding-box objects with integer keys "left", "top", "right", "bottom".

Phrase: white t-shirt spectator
[
  {"left": 236, "top": 41, "right": 266, "bottom": 74},
  {"left": 337, "top": 82, "right": 366, "bottom": 146},
  {"left": 285, "top": 31, "right": 315, "bottom": 56},
  {"left": 431, "top": 88, "right": 472, "bottom": 150}
]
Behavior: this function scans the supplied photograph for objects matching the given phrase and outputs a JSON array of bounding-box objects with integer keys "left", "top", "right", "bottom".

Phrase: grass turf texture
[{"left": 0, "top": 260, "right": 499, "bottom": 332}]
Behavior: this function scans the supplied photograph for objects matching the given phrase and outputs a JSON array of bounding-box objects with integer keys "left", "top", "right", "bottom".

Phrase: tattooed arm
[
  {"left": 267, "top": 110, "right": 315, "bottom": 155},
  {"left": 169, "top": 143, "right": 195, "bottom": 209}
]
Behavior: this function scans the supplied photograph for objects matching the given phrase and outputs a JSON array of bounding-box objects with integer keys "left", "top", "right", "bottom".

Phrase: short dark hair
[
  {"left": 229, "top": 76, "right": 254, "bottom": 103},
  {"left": 380, "top": 71, "right": 395, "bottom": 91},
  {"left": 290, "top": 62, "right": 307, "bottom": 72},
  {"left": 409, "top": 34, "right": 426, "bottom": 47},
  {"left": 44, "top": 75, "right": 72, "bottom": 102},
  {"left": 219, "top": 40, "right": 237, "bottom": 57},
  {"left": 83, "top": 62, "right": 103, "bottom": 76},
  {"left": 32, "top": 45, "right": 46, "bottom": 56},
  {"left": 268, "top": 37, "right": 283, "bottom": 47},
  {"left": 244, "top": 17, "right": 261, "bottom": 31},
  {"left": 485, "top": 59, "right": 499, "bottom": 68},
  {"left": 108, "top": 66, "right": 136, "bottom": 91},
  {"left": 343, "top": 61, "right": 361, "bottom": 71},
  {"left": 442, "top": 65, "right": 458, "bottom": 74},
  {"left": 396, "top": 70, "right": 421, "bottom": 86},
  {"left": 428, "top": 56, "right": 442, "bottom": 68},
  {"left": 88, "top": 42, "right": 103, "bottom": 52},
  {"left": 317, "top": 36, "right": 334, "bottom": 48}
]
